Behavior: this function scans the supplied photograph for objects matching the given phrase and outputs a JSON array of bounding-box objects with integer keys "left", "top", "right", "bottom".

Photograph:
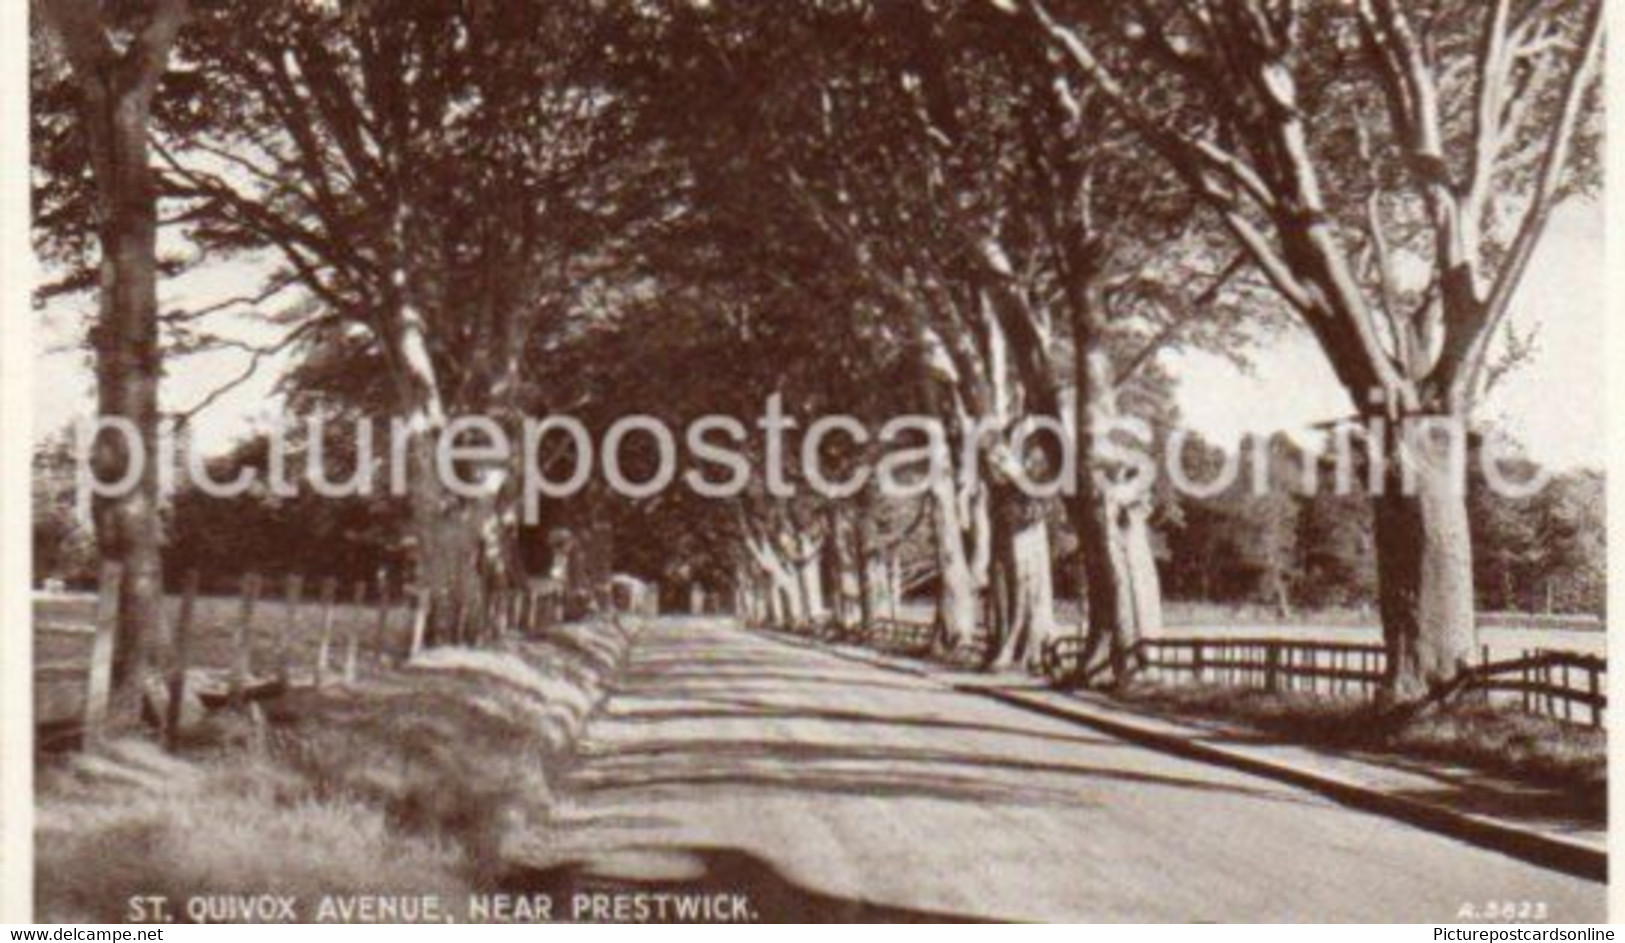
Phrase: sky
[
  {"left": 33, "top": 200, "right": 1607, "bottom": 471},
  {"left": 1168, "top": 200, "right": 1606, "bottom": 469}
]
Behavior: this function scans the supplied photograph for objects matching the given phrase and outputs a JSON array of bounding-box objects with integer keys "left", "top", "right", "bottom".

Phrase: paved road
[{"left": 512, "top": 618, "right": 1605, "bottom": 922}]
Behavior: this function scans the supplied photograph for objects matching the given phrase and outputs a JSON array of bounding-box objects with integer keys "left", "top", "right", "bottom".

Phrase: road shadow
[
  {"left": 769, "top": 624, "right": 1608, "bottom": 840},
  {"left": 602, "top": 692, "right": 1138, "bottom": 749},
  {"left": 500, "top": 845, "right": 990, "bottom": 922},
  {"left": 546, "top": 627, "right": 1316, "bottom": 833}
]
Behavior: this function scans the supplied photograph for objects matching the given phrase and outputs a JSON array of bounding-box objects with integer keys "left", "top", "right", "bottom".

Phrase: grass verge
[
  {"left": 1117, "top": 682, "right": 1606, "bottom": 796},
  {"left": 36, "top": 619, "right": 637, "bottom": 923}
]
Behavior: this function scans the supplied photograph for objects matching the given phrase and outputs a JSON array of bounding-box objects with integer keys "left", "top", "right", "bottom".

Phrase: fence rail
[
  {"left": 863, "top": 617, "right": 936, "bottom": 656},
  {"left": 1041, "top": 633, "right": 1606, "bottom": 728},
  {"left": 33, "top": 563, "right": 569, "bottom": 751},
  {"left": 1466, "top": 650, "right": 1606, "bottom": 728},
  {"left": 1136, "top": 637, "right": 1388, "bottom": 699},
  {"left": 757, "top": 611, "right": 1607, "bottom": 729}
]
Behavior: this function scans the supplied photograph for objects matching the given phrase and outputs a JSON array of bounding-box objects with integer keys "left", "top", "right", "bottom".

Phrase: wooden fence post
[
  {"left": 408, "top": 587, "right": 431, "bottom": 660},
  {"left": 278, "top": 574, "right": 303, "bottom": 686},
  {"left": 452, "top": 595, "right": 469, "bottom": 646},
  {"left": 230, "top": 572, "right": 261, "bottom": 705},
  {"left": 1589, "top": 663, "right": 1601, "bottom": 728},
  {"left": 1521, "top": 649, "right": 1532, "bottom": 713},
  {"left": 83, "top": 559, "right": 124, "bottom": 746},
  {"left": 373, "top": 576, "right": 391, "bottom": 661},
  {"left": 344, "top": 580, "right": 365, "bottom": 684},
  {"left": 315, "top": 577, "right": 338, "bottom": 688},
  {"left": 164, "top": 570, "right": 199, "bottom": 751},
  {"left": 1264, "top": 643, "right": 1280, "bottom": 694}
]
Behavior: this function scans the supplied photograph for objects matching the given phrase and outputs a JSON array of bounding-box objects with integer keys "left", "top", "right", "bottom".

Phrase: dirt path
[{"left": 511, "top": 618, "right": 1605, "bottom": 922}]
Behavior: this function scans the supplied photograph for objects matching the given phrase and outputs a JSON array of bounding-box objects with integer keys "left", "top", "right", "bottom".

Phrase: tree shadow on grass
[{"left": 1092, "top": 688, "right": 1607, "bottom": 835}]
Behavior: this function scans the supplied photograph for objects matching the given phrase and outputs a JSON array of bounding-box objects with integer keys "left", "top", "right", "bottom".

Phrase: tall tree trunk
[
  {"left": 745, "top": 532, "right": 803, "bottom": 630},
  {"left": 1069, "top": 489, "right": 1134, "bottom": 683},
  {"left": 90, "top": 99, "right": 167, "bottom": 726},
  {"left": 854, "top": 517, "right": 876, "bottom": 632},
  {"left": 739, "top": 564, "right": 767, "bottom": 625},
  {"left": 1114, "top": 497, "right": 1164, "bottom": 642},
  {"left": 764, "top": 572, "right": 785, "bottom": 627},
  {"left": 856, "top": 527, "right": 897, "bottom": 631},
  {"left": 48, "top": 1, "right": 187, "bottom": 725},
  {"left": 929, "top": 469, "right": 982, "bottom": 654},
  {"left": 1374, "top": 419, "right": 1476, "bottom": 701},
  {"left": 777, "top": 568, "right": 805, "bottom": 627},
  {"left": 754, "top": 573, "right": 773, "bottom": 625},
  {"left": 987, "top": 486, "right": 1060, "bottom": 671},
  {"left": 793, "top": 534, "right": 826, "bottom": 629},
  {"left": 382, "top": 200, "right": 492, "bottom": 645},
  {"left": 1066, "top": 342, "right": 1161, "bottom": 685},
  {"left": 400, "top": 427, "right": 473, "bottom": 643},
  {"left": 829, "top": 507, "right": 862, "bottom": 633}
]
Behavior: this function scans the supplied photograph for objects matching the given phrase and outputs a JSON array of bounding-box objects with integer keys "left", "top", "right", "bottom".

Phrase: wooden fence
[
  {"left": 863, "top": 618, "right": 937, "bottom": 656},
  {"left": 1133, "top": 637, "right": 1387, "bottom": 699},
  {"left": 34, "top": 561, "right": 567, "bottom": 751},
  {"left": 1467, "top": 649, "right": 1607, "bottom": 729},
  {"left": 1042, "top": 633, "right": 1606, "bottom": 728},
  {"left": 755, "top": 614, "right": 936, "bottom": 656}
]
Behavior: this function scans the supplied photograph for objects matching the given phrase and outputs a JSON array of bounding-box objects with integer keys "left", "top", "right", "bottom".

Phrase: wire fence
[{"left": 34, "top": 560, "right": 571, "bottom": 751}]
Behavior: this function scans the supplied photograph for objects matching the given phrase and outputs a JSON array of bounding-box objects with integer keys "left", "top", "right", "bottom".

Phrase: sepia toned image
[{"left": 13, "top": 0, "right": 1615, "bottom": 925}]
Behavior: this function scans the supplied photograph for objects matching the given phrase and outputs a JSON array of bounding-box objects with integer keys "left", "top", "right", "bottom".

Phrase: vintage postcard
[{"left": 3, "top": 0, "right": 1619, "bottom": 926}]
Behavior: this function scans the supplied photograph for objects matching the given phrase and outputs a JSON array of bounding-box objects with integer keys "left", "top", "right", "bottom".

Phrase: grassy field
[
  {"left": 35, "top": 593, "right": 421, "bottom": 730},
  {"left": 38, "top": 592, "right": 1603, "bottom": 729},
  {"left": 890, "top": 601, "right": 1607, "bottom": 658},
  {"left": 35, "top": 619, "right": 638, "bottom": 923}
]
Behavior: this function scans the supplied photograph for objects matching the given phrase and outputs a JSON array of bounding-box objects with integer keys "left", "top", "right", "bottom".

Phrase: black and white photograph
[{"left": 3, "top": 0, "right": 1618, "bottom": 925}]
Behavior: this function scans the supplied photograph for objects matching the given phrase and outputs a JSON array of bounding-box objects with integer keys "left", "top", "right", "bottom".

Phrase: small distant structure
[{"left": 609, "top": 574, "right": 659, "bottom": 617}]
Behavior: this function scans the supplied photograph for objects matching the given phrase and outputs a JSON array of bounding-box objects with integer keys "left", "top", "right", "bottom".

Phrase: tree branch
[
  {"left": 170, "top": 316, "right": 337, "bottom": 429},
  {"left": 1451, "top": 0, "right": 1603, "bottom": 406},
  {"left": 1113, "top": 253, "right": 1247, "bottom": 385}
]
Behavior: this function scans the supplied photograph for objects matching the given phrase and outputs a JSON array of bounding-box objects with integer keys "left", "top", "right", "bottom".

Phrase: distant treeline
[
  {"left": 1124, "top": 435, "right": 1605, "bottom": 618},
  {"left": 34, "top": 427, "right": 1604, "bottom": 618}
]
